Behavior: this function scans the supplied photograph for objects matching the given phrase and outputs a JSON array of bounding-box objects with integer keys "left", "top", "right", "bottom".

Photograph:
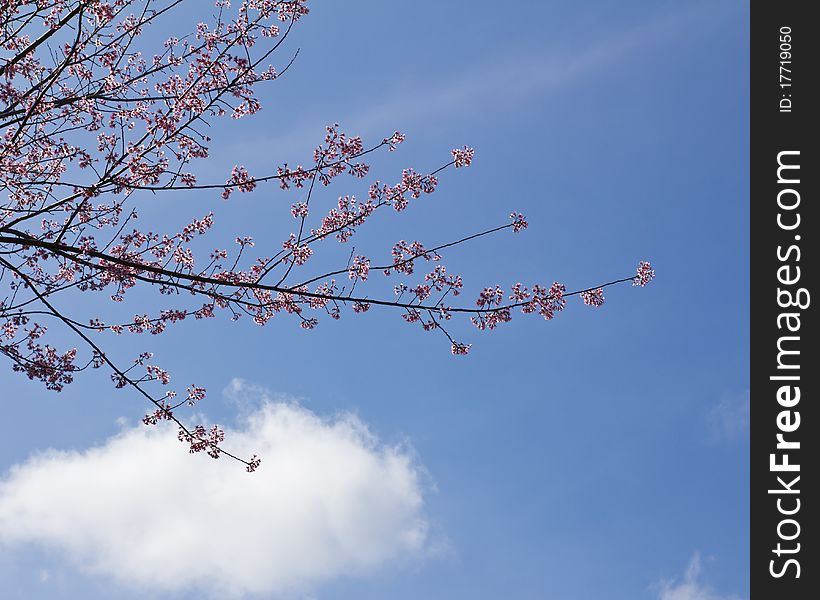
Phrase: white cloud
[
  {"left": 657, "top": 554, "right": 743, "bottom": 600},
  {"left": 707, "top": 390, "right": 750, "bottom": 443},
  {"left": 0, "top": 389, "right": 430, "bottom": 598},
  {"left": 223, "top": 376, "right": 287, "bottom": 416}
]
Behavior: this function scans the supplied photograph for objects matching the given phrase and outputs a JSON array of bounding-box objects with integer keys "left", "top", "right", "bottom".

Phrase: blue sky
[{"left": 0, "top": 1, "right": 749, "bottom": 599}]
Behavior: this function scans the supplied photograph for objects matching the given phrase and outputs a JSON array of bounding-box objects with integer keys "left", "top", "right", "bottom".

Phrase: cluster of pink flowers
[
  {"left": 145, "top": 364, "right": 171, "bottom": 385},
  {"left": 471, "top": 309, "right": 512, "bottom": 331},
  {"left": 388, "top": 240, "right": 436, "bottom": 275},
  {"left": 300, "top": 317, "right": 319, "bottom": 329},
  {"left": 178, "top": 424, "right": 225, "bottom": 460},
  {"left": 314, "top": 124, "right": 364, "bottom": 167},
  {"left": 383, "top": 131, "right": 406, "bottom": 151},
  {"left": 310, "top": 195, "right": 376, "bottom": 242},
  {"left": 0, "top": 0, "right": 658, "bottom": 472},
  {"left": 222, "top": 166, "right": 257, "bottom": 199},
  {"left": 581, "top": 288, "right": 605, "bottom": 307},
  {"left": 352, "top": 302, "right": 371, "bottom": 313},
  {"left": 9, "top": 339, "right": 79, "bottom": 392},
  {"left": 451, "top": 342, "right": 472, "bottom": 355},
  {"left": 275, "top": 164, "right": 311, "bottom": 190},
  {"left": 173, "top": 247, "right": 195, "bottom": 269},
  {"left": 348, "top": 255, "right": 371, "bottom": 281},
  {"left": 142, "top": 399, "right": 176, "bottom": 426},
  {"left": 471, "top": 286, "right": 512, "bottom": 330},
  {"left": 513, "top": 282, "right": 566, "bottom": 320},
  {"left": 246, "top": 455, "right": 262, "bottom": 472},
  {"left": 282, "top": 234, "right": 314, "bottom": 266},
  {"left": 452, "top": 146, "right": 475, "bottom": 168},
  {"left": 186, "top": 385, "right": 207, "bottom": 406},
  {"left": 369, "top": 169, "right": 438, "bottom": 212},
  {"left": 291, "top": 202, "right": 309, "bottom": 218},
  {"left": 510, "top": 212, "right": 529, "bottom": 233},
  {"left": 476, "top": 285, "right": 504, "bottom": 309},
  {"left": 633, "top": 261, "right": 655, "bottom": 287},
  {"left": 277, "top": 124, "right": 370, "bottom": 190},
  {"left": 425, "top": 265, "right": 463, "bottom": 295},
  {"left": 276, "top": 1, "right": 310, "bottom": 22},
  {"left": 180, "top": 213, "right": 215, "bottom": 241}
]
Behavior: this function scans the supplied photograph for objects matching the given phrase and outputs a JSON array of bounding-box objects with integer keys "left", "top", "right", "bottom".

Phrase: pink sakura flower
[
  {"left": 186, "top": 385, "right": 206, "bottom": 406},
  {"left": 402, "top": 309, "right": 421, "bottom": 324},
  {"left": 277, "top": 1, "right": 310, "bottom": 23},
  {"left": 310, "top": 195, "right": 375, "bottom": 242},
  {"left": 388, "top": 240, "right": 434, "bottom": 275},
  {"left": 348, "top": 255, "right": 370, "bottom": 280},
  {"left": 413, "top": 284, "right": 432, "bottom": 301},
  {"left": 383, "top": 131, "right": 405, "bottom": 151},
  {"left": 276, "top": 163, "right": 310, "bottom": 190},
  {"left": 425, "top": 265, "right": 462, "bottom": 294},
  {"left": 0, "top": 0, "right": 659, "bottom": 474},
  {"left": 291, "top": 202, "right": 309, "bottom": 218},
  {"left": 134, "top": 352, "right": 154, "bottom": 365},
  {"left": 471, "top": 308, "right": 512, "bottom": 331},
  {"left": 178, "top": 424, "right": 224, "bottom": 459},
  {"left": 510, "top": 212, "right": 528, "bottom": 233},
  {"left": 222, "top": 165, "right": 256, "bottom": 199},
  {"left": 580, "top": 288, "right": 605, "bottom": 307},
  {"left": 522, "top": 282, "right": 566, "bottom": 320},
  {"left": 172, "top": 247, "right": 194, "bottom": 268},
  {"left": 142, "top": 399, "right": 174, "bottom": 426},
  {"left": 282, "top": 234, "right": 313, "bottom": 265},
  {"left": 633, "top": 261, "right": 655, "bottom": 287},
  {"left": 452, "top": 145, "right": 474, "bottom": 168},
  {"left": 476, "top": 285, "right": 504, "bottom": 309},
  {"left": 451, "top": 342, "right": 471, "bottom": 356},
  {"left": 145, "top": 364, "right": 171, "bottom": 384},
  {"left": 510, "top": 283, "right": 530, "bottom": 302}
]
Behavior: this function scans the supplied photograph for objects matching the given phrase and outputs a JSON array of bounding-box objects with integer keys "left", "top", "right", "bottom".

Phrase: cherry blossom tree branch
[{"left": 1, "top": 0, "right": 654, "bottom": 469}]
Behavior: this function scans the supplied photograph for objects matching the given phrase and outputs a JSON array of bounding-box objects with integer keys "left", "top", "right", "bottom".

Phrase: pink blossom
[
  {"left": 580, "top": 288, "right": 605, "bottom": 307},
  {"left": 633, "top": 261, "right": 655, "bottom": 287},
  {"left": 291, "top": 202, "right": 309, "bottom": 218},
  {"left": 452, "top": 145, "right": 475, "bottom": 168},
  {"left": 246, "top": 455, "right": 262, "bottom": 472},
  {"left": 0, "top": 1, "right": 654, "bottom": 473},
  {"left": 510, "top": 212, "right": 528, "bottom": 233},
  {"left": 383, "top": 131, "right": 405, "bottom": 151},
  {"left": 451, "top": 342, "right": 471, "bottom": 355},
  {"left": 186, "top": 385, "right": 207, "bottom": 406},
  {"left": 348, "top": 255, "right": 370, "bottom": 281}
]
